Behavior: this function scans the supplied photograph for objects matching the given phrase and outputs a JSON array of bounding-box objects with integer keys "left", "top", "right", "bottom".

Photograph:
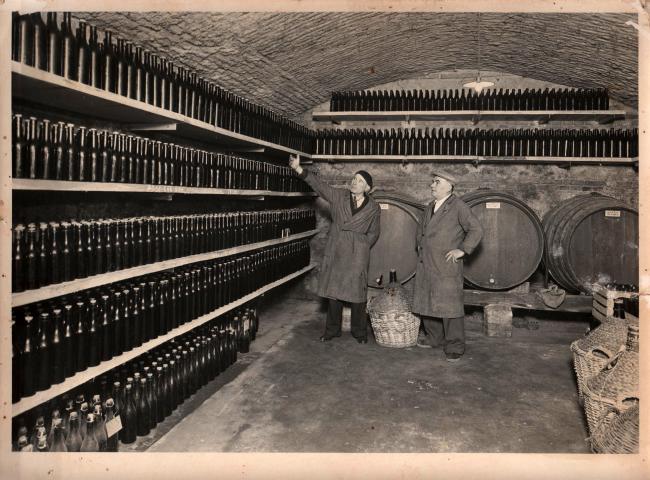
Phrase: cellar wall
[{"left": 298, "top": 72, "right": 639, "bottom": 297}]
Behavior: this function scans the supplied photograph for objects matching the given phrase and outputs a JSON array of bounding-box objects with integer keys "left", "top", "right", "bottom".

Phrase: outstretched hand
[{"left": 289, "top": 154, "right": 303, "bottom": 174}]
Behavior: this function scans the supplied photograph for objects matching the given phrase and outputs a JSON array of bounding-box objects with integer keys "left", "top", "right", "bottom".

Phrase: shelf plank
[
  {"left": 463, "top": 289, "right": 592, "bottom": 313},
  {"left": 12, "top": 262, "right": 317, "bottom": 417},
  {"left": 312, "top": 110, "right": 629, "bottom": 123},
  {"left": 12, "top": 229, "right": 320, "bottom": 307},
  {"left": 11, "top": 178, "right": 317, "bottom": 197},
  {"left": 12, "top": 62, "right": 311, "bottom": 159},
  {"left": 310, "top": 155, "right": 637, "bottom": 165}
]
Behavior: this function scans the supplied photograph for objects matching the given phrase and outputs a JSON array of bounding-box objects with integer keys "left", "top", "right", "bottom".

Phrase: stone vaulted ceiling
[{"left": 75, "top": 12, "right": 638, "bottom": 120}]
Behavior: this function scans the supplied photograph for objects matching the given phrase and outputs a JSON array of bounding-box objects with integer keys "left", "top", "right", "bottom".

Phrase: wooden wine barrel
[
  {"left": 460, "top": 190, "right": 545, "bottom": 290},
  {"left": 543, "top": 193, "right": 638, "bottom": 294},
  {"left": 368, "top": 194, "right": 423, "bottom": 288}
]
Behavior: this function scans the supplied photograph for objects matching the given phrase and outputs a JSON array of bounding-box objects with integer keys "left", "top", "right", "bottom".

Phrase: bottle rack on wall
[
  {"left": 12, "top": 62, "right": 313, "bottom": 159},
  {"left": 12, "top": 179, "right": 318, "bottom": 198},
  {"left": 12, "top": 229, "right": 320, "bottom": 307},
  {"left": 309, "top": 155, "right": 637, "bottom": 165},
  {"left": 12, "top": 261, "right": 317, "bottom": 417},
  {"left": 312, "top": 110, "right": 630, "bottom": 124}
]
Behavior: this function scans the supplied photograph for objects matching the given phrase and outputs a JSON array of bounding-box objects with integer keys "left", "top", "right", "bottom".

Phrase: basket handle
[{"left": 614, "top": 395, "right": 640, "bottom": 413}]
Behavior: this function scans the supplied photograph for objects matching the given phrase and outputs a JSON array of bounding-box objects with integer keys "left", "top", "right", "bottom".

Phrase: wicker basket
[
  {"left": 570, "top": 316, "right": 629, "bottom": 399},
  {"left": 590, "top": 400, "right": 639, "bottom": 453},
  {"left": 582, "top": 325, "right": 639, "bottom": 436},
  {"left": 367, "top": 280, "right": 420, "bottom": 348}
]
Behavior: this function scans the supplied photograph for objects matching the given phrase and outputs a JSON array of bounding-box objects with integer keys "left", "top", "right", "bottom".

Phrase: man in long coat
[
  {"left": 412, "top": 172, "right": 483, "bottom": 361},
  {"left": 289, "top": 154, "right": 380, "bottom": 343}
]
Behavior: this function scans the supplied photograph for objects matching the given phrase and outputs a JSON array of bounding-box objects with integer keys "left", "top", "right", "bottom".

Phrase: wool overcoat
[
  {"left": 412, "top": 194, "right": 483, "bottom": 318},
  {"left": 302, "top": 170, "right": 381, "bottom": 303}
]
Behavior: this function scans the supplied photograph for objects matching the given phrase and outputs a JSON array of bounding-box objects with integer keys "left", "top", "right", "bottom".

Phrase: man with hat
[
  {"left": 412, "top": 172, "right": 483, "bottom": 361},
  {"left": 289, "top": 154, "right": 380, "bottom": 344}
]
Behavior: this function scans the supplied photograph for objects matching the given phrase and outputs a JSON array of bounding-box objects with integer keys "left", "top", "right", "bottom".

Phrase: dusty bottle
[
  {"left": 80, "top": 413, "right": 99, "bottom": 452},
  {"left": 36, "top": 223, "right": 48, "bottom": 288},
  {"left": 46, "top": 13, "right": 62, "bottom": 75},
  {"left": 93, "top": 403, "right": 108, "bottom": 451},
  {"left": 65, "top": 411, "right": 83, "bottom": 452},
  {"left": 49, "top": 417, "right": 68, "bottom": 452},
  {"left": 36, "top": 311, "right": 51, "bottom": 391},
  {"left": 61, "top": 12, "right": 77, "bottom": 80},
  {"left": 119, "top": 383, "right": 137, "bottom": 444},
  {"left": 13, "top": 224, "right": 26, "bottom": 292},
  {"left": 76, "top": 21, "right": 90, "bottom": 85},
  {"left": 89, "top": 26, "right": 102, "bottom": 89},
  {"left": 104, "top": 398, "right": 120, "bottom": 451},
  {"left": 25, "top": 224, "right": 38, "bottom": 290},
  {"left": 51, "top": 308, "right": 65, "bottom": 384},
  {"left": 13, "top": 114, "right": 25, "bottom": 179}
]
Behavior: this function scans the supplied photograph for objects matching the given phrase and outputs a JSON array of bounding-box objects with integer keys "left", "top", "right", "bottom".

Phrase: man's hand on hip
[{"left": 445, "top": 249, "right": 465, "bottom": 263}]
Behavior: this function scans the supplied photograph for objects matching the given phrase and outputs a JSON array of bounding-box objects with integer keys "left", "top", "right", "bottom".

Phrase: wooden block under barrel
[{"left": 483, "top": 304, "right": 513, "bottom": 337}]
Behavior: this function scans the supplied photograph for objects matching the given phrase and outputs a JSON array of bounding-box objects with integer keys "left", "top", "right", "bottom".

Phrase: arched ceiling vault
[{"left": 76, "top": 12, "right": 638, "bottom": 120}]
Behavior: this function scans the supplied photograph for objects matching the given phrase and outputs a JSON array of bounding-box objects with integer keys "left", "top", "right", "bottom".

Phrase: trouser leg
[
  {"left": 442, "top": 316, "right": 465, "bottom": 354},
  {"left": 325, "top": 298, "right": 343, "bottom": 337},
  {"left": 350, "top": 301, "right": 368, "bottom": 339},
  {"left": 421, "top": 316, "right": 445, "bottom": 347}
]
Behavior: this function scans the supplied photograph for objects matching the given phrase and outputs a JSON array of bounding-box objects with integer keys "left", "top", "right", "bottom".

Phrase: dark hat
[
  {"left": 355, "top": 170, "right": 373, "bottom": 189},
  {"left": 432, "top": 171, "right": 458, "bottom": 186}
]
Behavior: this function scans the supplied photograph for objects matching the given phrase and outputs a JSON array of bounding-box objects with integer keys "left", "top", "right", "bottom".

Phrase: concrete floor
[{"left": 145, "top": 296, "right": 591, "bottom": 453}]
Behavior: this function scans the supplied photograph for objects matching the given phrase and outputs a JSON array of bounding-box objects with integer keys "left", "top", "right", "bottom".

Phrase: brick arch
[{"left": 75, "top": 12, "right": 638, "bottom": 119}]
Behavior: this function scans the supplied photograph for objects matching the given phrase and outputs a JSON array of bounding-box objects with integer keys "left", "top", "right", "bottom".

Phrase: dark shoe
[
  {"left": 416, "top": 332, "right": 432, "bottom": 349},
  {"left": 320, "top": 333, "right": 341, "bottom": 342},
  {"left": 446, "top": 352, "right": 462, "bottom": 362}
]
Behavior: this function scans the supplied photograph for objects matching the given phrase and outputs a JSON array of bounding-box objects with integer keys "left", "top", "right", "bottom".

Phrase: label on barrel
[
  {"left": 380, "top": 204, "right": 390, "bottom": 210},
  {"left": 485, "top": 202, "right": 501, "bottom": 209},
  {"left": 605, "top": 210, "right": 621, "bottom": 218},
  {"left": 105, "top": 415, "right": 123, "bottom": 437}
]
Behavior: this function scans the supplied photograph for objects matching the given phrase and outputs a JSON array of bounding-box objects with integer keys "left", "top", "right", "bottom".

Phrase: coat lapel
[{"left": 426, "top": 195, "right": 455, "bottom": 233}]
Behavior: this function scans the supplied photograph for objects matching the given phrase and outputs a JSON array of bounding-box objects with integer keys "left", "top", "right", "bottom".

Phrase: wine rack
[
  {"left": 12, "top": 229, "right": 319, "bottom": 307},
  {"left": 12, "top": 261, "right": 317, "bottom": 417},
  {"left": 13, "top": 62, "right": 313, "bottom": 159}
]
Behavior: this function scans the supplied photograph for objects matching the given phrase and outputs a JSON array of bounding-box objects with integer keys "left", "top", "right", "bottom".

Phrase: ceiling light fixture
[{"left": 463, "top": 13, "right": 495, "bottom": 93}]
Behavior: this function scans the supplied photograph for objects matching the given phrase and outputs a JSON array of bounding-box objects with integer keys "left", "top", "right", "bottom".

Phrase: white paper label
[
  {"left": 105, "top": 416, "right": 123, "bottom": 437},
  {"left": 605, "top": 210, "right": 621, "bottom": 218},
  {"left": 380, "top": 204, "right": 390, "bottom": 210},
  {"left": 486, "top": 202, "right": 501, "bottom": 209}
]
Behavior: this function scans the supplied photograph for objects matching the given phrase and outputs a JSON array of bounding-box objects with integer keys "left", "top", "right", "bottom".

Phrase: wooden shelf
[
  {"left": 313, "top": 110, "right": 629, "bottom": 124},
  {"left": 310, "top": 155, "right": 637, "bottom": 165},
  {"left": 12, "top": 262, "right": 317, "bottom": 417},
  {"left": 12, "top": 178, "right": 317, "bottom": 198},
  {"left": 12, "top": 62, "right": 311, "bottom": 159},
  {"left": 463, "top": 289, "right": 592, "bottom": 313},
  {"left": 11, "top": 229, "right": 320, "bottom": 308}
]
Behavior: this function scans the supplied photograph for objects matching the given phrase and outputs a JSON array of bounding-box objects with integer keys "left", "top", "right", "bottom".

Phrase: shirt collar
[{"left": 434, "top": 194, "right": 452, "bottom": 206}]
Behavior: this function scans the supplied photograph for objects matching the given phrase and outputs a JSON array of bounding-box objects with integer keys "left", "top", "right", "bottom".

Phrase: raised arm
[{"left": 289, "top": 154, "right": 338, "bottom": 204}]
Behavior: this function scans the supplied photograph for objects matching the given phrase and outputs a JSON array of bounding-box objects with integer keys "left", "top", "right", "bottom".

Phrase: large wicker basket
[
  {"left": 570, "top": 316, "right": 629, "bottom": 399},
  {"left": 367, "top": 279, "right": 420, "bottom": 348},
  {"left": 582, "top": 325, "right": 639, "bottom": 436},
  {"left": 590, "top": 400, "right": 639, "bottom": 453}
]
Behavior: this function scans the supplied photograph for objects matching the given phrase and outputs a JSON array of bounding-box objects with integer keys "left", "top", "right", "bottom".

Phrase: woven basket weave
[
  {"left": 590, "top": 400, "right": 639, "bottom": 453},
  {"left": 582, "top": 325, "right": 639, "bottom": 436},
  {"left": 367, "top": 283, "right": 420, "bottom": 348},
  {"left": 570, "top": 317, "right": 629, "bottom": 399}
]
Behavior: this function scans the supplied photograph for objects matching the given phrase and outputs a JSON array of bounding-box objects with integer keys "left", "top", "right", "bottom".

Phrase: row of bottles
[
  {"left": 313, "top": 127, "right": 639, "bottom": 158},
  {"left": 12, "top": 208, "right": 316, "bottom": 292},
  {"left": 329, "top": 88, "right": 611, "bottom": 112},
  {"left": 11, "top": 13, "right": 312, "bottom": 152},
  {"left": 12, "top": 113, "right": 311, "bottom": 192},
  {"left": 13, "top": 305, "right": 259, "bottom": 451},
  {"left": 12, "top": 240, "right": 310, "bottom": 402}
]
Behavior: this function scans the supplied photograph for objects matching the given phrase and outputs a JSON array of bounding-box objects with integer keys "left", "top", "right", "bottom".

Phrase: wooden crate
[{"left": 591, "top": 284, "right": 638, "bottom": 322}]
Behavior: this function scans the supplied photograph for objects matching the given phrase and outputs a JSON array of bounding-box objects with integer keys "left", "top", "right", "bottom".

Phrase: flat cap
[{"left": 432, "top": 171, "right": 459, "bottom": 186}]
